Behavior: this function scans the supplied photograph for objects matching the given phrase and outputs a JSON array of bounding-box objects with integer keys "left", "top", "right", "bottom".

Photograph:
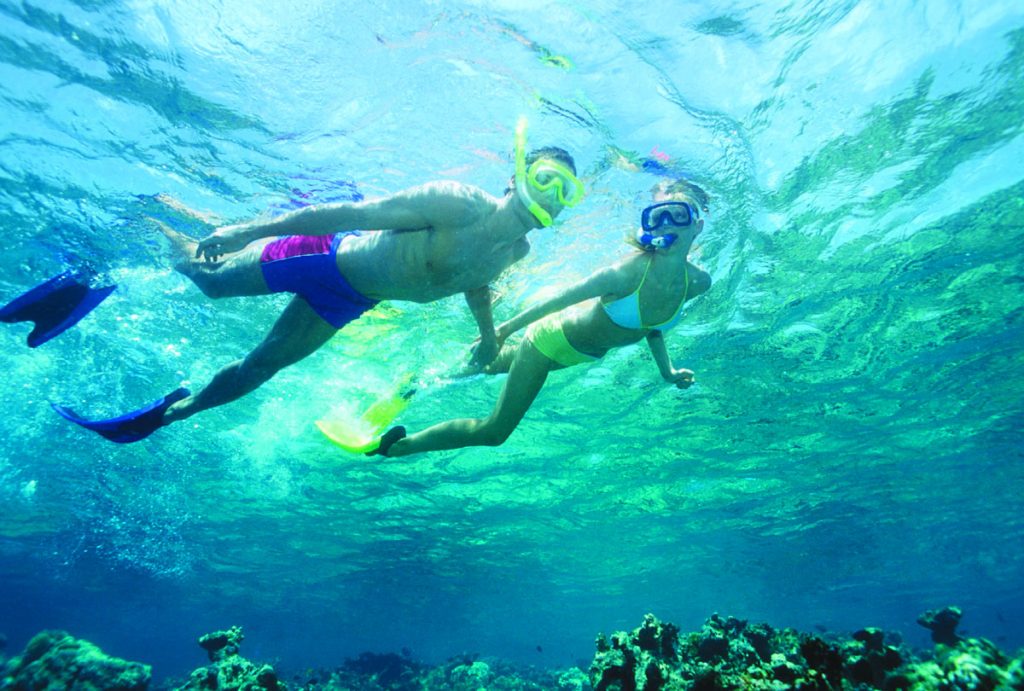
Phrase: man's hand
[
  {"left": 468, "top": 337, "right": 499, "bottom": 371},
  {"left": 196, "top": 224, "right": 252, "bottom": 262},
  {"left": 667, "top": 367, "right": 695, "bottom": 389}
]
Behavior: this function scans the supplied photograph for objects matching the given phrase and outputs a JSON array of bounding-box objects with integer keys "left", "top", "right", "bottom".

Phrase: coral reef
[
  {"left": 7, "top": 608, "right": 1023, "bottom": 691},
  {"left": 0, "top": 629, "right": 150, "bottom": 690},
  {"left": 289, "top": 651, "right": 584, "bottom": 691},
  {"left": 587, "top": 609, "right": 1024, "bottom": 691},
  {"left": 173, "top": 626, "right": 284, "bottom": 691},
  {"left": 896, "top": 609, "right": 1022, "bottom": 691},
  {"left": 165, "top": 628, "right": 583, "bottom": 691}
]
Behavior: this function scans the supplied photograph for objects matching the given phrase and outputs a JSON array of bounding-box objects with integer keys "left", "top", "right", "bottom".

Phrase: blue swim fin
[
  {"left": 51, "top": 388, "right": 190, "bottom": 443},
  {"left": 0, "top": 270, "right": 116, "bottom": 347}
]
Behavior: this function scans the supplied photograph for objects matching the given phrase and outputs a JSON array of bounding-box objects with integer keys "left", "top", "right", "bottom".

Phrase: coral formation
[
  {"left": 293, "top": 651, "right": 583, "bottom": 691},
  {"left": 173, "top": 626, "right": 284, "bottom": 690},
  {"left": 916, "top": 606, "right": 963, "bottom": 646},
  {"left": 6, "top": 608, "right": 1023, "bottom": 691},
  {"left": 167, "top": 628, "right": 584, "bottom": 691},
  {"left": 895, "top": 608, "right": 1021, "bottom": 691},
  {"left": 0, "top": 629, "right": 150, "bottom": 690},
  {"left": 587, "top": 609, "right": 1024, "bottom": 691}
]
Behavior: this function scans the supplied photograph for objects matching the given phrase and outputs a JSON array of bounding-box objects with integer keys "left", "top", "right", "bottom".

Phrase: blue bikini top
[{"left": 601, "top": 257, "right": 689, "bottom": 331}]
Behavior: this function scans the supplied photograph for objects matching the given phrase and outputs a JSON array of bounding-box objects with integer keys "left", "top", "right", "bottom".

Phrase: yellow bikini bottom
[{"left": 526, "top": 314, "right": 599, "bottom": 368}]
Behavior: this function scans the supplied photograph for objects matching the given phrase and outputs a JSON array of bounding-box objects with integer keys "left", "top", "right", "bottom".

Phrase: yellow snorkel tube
[{"left": 514, "top": 117, "right": 554, "bottom": 227}]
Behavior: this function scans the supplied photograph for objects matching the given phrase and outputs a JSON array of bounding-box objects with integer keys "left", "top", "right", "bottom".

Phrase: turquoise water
[{"left": 1, "top": 0, "right": 1023, "bottom": 682}]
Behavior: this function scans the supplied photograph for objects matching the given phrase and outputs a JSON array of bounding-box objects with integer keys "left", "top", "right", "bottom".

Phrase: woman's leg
[
  {"left": 163, "top": 296, "right": 338, "bottom": 424},
  {"left": 387, "top": 341, "right": 554, "bottom": 456},
  {"left": 482, "top": 341, "right": 519, "bottom": 375}
]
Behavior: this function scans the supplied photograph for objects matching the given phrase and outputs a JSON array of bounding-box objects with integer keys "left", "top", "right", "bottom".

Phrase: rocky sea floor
[{"left": 2, "top": 606, "right": 1023, "bottom": 690}]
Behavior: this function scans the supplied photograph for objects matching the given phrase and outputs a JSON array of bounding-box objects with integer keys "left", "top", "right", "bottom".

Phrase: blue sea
[{"left": 1, "top": 0, "right": 1023, "bottom": 685}]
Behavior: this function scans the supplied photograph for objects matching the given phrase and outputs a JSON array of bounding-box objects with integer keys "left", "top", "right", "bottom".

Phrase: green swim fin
[{"left": 317, "top": 377, "right": 416, "bottom": 454}]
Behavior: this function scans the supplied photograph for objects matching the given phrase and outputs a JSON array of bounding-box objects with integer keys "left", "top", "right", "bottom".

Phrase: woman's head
[
  {"left": 629, "top": 178, "right": 709, "bottom": 252},
  {"left": 653, "top": 178, "right": 709, "bottom": 212}
]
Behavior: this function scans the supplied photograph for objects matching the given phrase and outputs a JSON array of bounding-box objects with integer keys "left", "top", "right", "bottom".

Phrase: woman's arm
[
  {"left": 495, "top": 262, "right": 631, "bottom": 341},
  {"left": 646, "top": 330, "right": 694, "bottom": 388}
]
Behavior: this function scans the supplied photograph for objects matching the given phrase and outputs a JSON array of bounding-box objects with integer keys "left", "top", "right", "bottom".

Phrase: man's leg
[
  {"left": 163, "top": 296, "right": 338, "bottom": 424},
  {"left": 387, "top": 342, "right": 553, "bottom": 456},
  {"left": 153, "top": 218, "right": 270, "bottom": 298}
]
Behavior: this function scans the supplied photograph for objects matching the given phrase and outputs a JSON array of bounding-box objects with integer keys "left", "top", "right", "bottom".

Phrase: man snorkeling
[{"left": 52, "top": 120, "right": 585, "bottom": 445}]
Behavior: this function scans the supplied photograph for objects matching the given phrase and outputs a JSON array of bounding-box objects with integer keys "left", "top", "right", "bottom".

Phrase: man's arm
[
  {"left": 195, "top": 182, "right": 478, "bottom": 261},
  {"left": 465, "top": 285, "right": 499, "bottom": 368},
  {"left": 646, "top": 330, "right": 694, "bottom": 388}
]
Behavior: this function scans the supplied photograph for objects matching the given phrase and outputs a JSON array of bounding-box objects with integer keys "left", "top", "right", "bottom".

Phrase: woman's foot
[{"left": 366, "top": 426, "right": 407, "bottom": 457}]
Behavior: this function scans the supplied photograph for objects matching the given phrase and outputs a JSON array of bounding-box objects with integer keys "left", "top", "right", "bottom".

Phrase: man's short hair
[
  {"left": 504, "top": 146, "right": 578, "bottom": 196},
  {"left": 526, "top": 146, "right": 577, "bottom": 175}
]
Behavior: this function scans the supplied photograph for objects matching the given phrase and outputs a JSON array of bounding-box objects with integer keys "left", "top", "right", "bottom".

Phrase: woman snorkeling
[{"left": 372, "top": 179, "right": 712, "bottom": 457}]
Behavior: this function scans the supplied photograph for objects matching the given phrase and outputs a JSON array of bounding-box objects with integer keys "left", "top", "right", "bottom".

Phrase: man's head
[
  {"left": 509, "top": 146, "right": 584, "bottom": 227},
  {"left": 505, "top": 147, "right": 578, "bottom": 195},
  {"left": 507, "top": 118, "right": 584, "bottom": 228}
]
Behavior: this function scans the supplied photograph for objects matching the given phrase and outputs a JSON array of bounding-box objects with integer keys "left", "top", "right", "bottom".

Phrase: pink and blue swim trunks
[{"left": 259, "top": 231, "right": 377, "bottom": 328}]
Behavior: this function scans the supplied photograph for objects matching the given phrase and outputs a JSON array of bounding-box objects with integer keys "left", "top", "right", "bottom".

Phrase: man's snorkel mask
[{"left": 514, "top": 117, "right": 584, "bottom": 227}]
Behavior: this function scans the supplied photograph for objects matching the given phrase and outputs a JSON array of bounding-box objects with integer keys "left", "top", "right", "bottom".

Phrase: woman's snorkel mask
[
  {"left": 635, "top": 201, "right": 700, "bottom": 251},
  {"left": 514, "top": 117, "right": 584, "bottom": 227}
]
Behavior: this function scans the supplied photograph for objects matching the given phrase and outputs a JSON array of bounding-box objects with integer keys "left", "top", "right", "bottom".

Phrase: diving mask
[
  {"left": 641, "top": 201, "right": 699, "bottom": 232},
  {"left": 526, "top": 159, "right": 584, "bottom": 207},
  {"left": 636, "top": 201, "right": 701, "bottom": 250},
  {"left": 514, "top": 117, "right": 584, "bottom": 227}
]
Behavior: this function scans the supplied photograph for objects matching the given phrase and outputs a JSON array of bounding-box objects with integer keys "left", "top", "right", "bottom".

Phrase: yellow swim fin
[{"left": 317, "top": 377, "right": 416, "bottom": 454}]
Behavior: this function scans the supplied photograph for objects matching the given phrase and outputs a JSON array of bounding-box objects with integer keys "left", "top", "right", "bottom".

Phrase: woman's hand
[
  {"left": 667, "top": 367, "right": 695, "bottom": 389},
  {"left": 195, "top": 224, "right": 253, "bottom": 262}
]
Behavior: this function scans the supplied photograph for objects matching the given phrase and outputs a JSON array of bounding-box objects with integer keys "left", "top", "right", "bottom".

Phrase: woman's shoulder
[
  {"left": 617, "top": 248, "right": 654, "bottom": 274},
  {"left": 602, "top": 251, "right": 650, "bottom": 295},
  {"left": 687, "top": 263, "right": 712, "bottom": 296}
]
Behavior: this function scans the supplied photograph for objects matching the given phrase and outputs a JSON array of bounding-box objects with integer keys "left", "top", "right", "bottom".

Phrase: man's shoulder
[
  {"left": 417, "top": 180, "right": 494, "bottom": 202},
  {"left": 413, "top": 180, "right": 498, "bottom": 226}
]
